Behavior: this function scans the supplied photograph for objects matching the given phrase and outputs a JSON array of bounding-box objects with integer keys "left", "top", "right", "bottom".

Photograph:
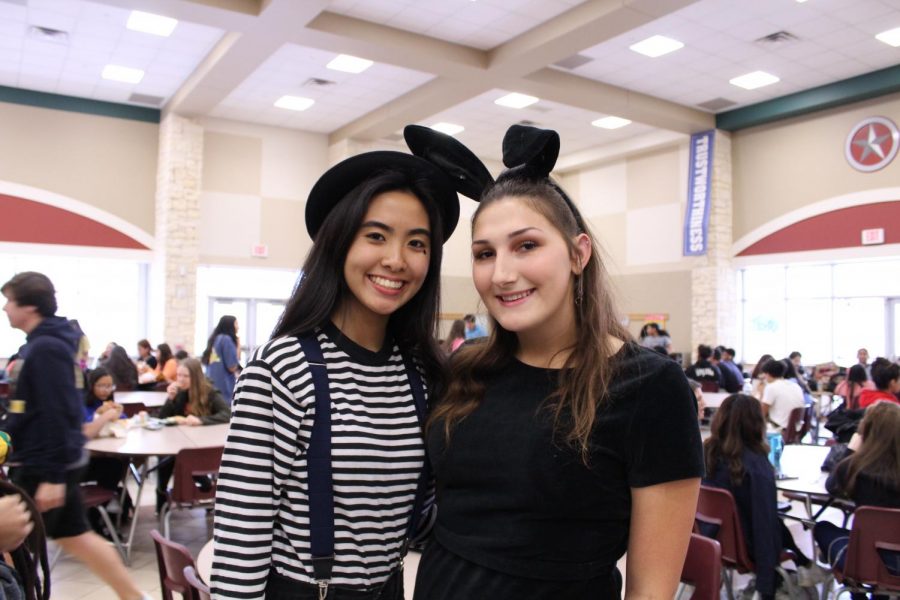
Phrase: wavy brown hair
[
  {"left": 704, "top": 393, "right": 770, "bottom": 486},
  {"left": 427, "top": 178, "right": 630, "bottom": 464},
  {"left": 180, "top": 358, "right": 215, "bottom": 417},
  {"left": 839, "top": 400, "right": 900, "bottom": 496}
]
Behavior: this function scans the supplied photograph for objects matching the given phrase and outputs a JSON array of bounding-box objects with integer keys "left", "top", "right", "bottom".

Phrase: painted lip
[
  {"left": 496, "top": 288, "right": 534, "bottom": 307},
  {"left": 368, "top": 274, "right": 406, "bottom": 296}
]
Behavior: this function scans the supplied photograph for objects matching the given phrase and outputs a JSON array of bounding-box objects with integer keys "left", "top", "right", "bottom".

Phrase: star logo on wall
[{"left": 845, "top": 116, "right": 899, "bottom": 172}]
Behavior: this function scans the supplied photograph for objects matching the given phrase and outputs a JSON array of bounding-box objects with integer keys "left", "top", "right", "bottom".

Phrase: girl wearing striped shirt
[{"left": 210, "top": 127, "right": 486, "bottom": 599}]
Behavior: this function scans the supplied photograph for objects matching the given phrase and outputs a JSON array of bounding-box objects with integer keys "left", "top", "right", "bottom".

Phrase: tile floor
[{"left": 48, "top": 490, "right": 840, "bottom": 600}]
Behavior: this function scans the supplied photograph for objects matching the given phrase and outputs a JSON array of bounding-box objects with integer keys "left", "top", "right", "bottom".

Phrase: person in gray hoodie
[{"left": 2, "top": 271, "right": 148, "bottom": 600}]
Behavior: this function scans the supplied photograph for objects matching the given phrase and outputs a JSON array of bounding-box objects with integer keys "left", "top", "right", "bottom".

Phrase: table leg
[{"left": 121, "top": 460, "right": 148, "bottom": 565}]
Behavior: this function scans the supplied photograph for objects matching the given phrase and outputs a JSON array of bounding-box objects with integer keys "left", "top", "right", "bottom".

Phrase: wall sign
[
  {"left": 683, "top": 130, "right": 715, "bottom": 256},
  {"left": 845, "top": 116, "right": 899, "bottom": 173}
]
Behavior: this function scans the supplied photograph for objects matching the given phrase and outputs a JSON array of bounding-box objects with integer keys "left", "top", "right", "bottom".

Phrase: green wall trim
[
  {"left": 716, "top": 65, "right": 900, "bottom": 131},
  {"left": 0, "top": 85, "right": 161, "bottom": 124}
]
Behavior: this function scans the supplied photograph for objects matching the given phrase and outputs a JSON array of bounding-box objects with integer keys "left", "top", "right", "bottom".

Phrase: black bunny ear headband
[{"left": 305, "top": 123, "right": 582, "bottom": 241}]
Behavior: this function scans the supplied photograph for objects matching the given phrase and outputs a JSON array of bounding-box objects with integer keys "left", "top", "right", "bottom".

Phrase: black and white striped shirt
[{"left": 210, "top": 323, "right": 427, "bottom": 599}]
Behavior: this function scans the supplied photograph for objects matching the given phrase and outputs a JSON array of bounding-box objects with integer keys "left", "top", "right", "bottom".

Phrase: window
[{"left": 739, "top": 257, "right": 900, "bottom": 365}]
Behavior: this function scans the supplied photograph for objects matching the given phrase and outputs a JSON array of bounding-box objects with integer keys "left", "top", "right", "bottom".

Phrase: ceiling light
[
  {"left": 629, "top": 35, "right": 684, "bottom": 58},
  {"left": 274, "top": 95, "right": 314, "bottom": 111},
  {"left": 729, "top": 70, "right": 779, "bottom": 90},
  {"left": 101, "top": 64, "right": 144, "bottom": 84},
  {"left": 592, "top": 116, "right": 631, "bottom": 129},
  {"left": 494, "top": 92, "right": 539, "bottom": 109},
  {"left": 126, "top": 10, "right": 178, "bottom": 37},
  {"left": 875, "top": 26, "right": 900, "bottom": 47},
  {"left": 430, "top": 122, "right": 464, "bottom": 136},
  {"left": 326, "top": 54, "right": 374, "bottom": 74}
]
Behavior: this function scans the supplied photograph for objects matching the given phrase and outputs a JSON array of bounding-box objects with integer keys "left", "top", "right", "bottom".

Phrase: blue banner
[{"left": 683, "top": 130, "right": 715, "bottom": 256}]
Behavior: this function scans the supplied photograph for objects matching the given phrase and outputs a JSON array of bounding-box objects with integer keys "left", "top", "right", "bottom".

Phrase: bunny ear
[
  {"left": 404, "top": 125, "right": 494, "bottom": 201},
  {"left": 502, "top": 124, "right": 560, "bottom": 176}
]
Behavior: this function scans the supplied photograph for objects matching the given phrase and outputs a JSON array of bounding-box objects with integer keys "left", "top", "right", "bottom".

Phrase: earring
[{"left": 574, "top": 274, "right": 584, "bottom": 306}]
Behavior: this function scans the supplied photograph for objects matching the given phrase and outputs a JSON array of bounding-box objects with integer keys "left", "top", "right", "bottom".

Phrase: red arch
[
  {"left": 0, "top": 193, "right": 148, "bottom": 250},
  {"left": 737, "top": 200, "right": 900, "bottom": 256}
]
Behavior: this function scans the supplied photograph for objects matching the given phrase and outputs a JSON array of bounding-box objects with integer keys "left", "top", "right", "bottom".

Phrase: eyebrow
[
  {"left": 361, "top": 220, "right": 431, "bottom": 238},
  {"left": 472, "top": 226, "right": 541, "bottom": 245}
]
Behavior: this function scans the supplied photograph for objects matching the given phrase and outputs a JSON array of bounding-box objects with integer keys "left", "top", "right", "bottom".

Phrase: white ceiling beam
[{"left": 555, "top": 130, "right": 687, "bottom": 173}]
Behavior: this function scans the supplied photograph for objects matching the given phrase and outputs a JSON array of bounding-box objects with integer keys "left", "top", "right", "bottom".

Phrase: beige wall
[
  {"left": 732, "top": 92, "right": 900, "bottom": 241},
  {"left": 197, "top": 117, "right": 329, "bottom": 269},
  {"left": 0, "top": 101, "right": 158, "bottom": 234},
  {"left": 612, "top": 270, "right": 692, "bottom": 356}
]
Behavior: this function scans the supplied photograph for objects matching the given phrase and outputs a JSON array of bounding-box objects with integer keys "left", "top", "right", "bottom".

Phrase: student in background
[
  {"left": 858, "top": 360, "right": 900, "bottom": 408},
  {"left": 154, "top": 342, "right": 177, "bottom": 383},
  {"left": 463, "top": 313, "right": 487, "bottom": 340},
  {"left": 686, "top": 344, "right": 723, "bottom": 387},
  {"left": 814, "top": 401, "right": 900, "bottom": 571},
  {"left": 202, "top": 315, "right": 239, "bottom": 402},
  {"left": 703, "top": 394, "right": 825, "bottom": 598},
  {"left": 442, "top": 319, "right": 466, "bottom": 354},
  {"left": 833, "top": 364, "right": 874, "bottom": 410}
]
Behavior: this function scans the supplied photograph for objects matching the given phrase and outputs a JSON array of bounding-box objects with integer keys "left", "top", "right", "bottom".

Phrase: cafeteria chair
[
  {"left": 150, "top": 529, "right": 200, "bottom": 600},
  {"left": 695, "top": 484, "right": 802, "bottom": 600},
  {"left": 822, "top": 506, "right": 900, "bottom": 599},
  {"left": 677, "top": 533, "right": 722, "bottom": 600},
  {"left": 80, "top": 483, "right": 128, "bottom": 562},
  {"left": 183, "top": 565, "right": 211, "bottom": 600},
  {"left": 120, "top": 402, "right": 148, "bottom": 419},
  {"left": 782, "top": 406, "right": 813, "bottom": 445},
  {"left": 160, "top": 446, "right": 224, "bottom": 538}
]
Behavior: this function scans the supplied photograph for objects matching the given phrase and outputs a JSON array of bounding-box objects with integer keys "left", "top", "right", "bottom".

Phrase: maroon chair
[
  {"left": 781, "top": 406, "right": 812, "bottom": 444},
  {"left": 160, "top": 446, "right": 224, "bottom": 538},
  {"left": 827, "top": 506, "right": 900, "bottom": 598},
  {"left": 680, "top": 533, "right": 722, "bottom": 600},
  {"left": 695, "top": 485, "right": 799, "bottom": 600},
  {"left": 150, "top": 529, "right": 198, "bottom": 600},
  {"left": 183, "top": 565, "right": 211, "bottom": 600},
  {"left": 81, "top": 484, "right": 128, "bottom": 562},
  {"left": 120, "top": 402, "right": 148, "bottom": 419},
  {"left": 700, "top": 381, "right": 720, "bottom": 393}
]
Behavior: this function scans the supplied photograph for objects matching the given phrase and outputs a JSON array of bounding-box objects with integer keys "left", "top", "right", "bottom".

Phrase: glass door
[
  {"left": 209, "top": 298, "right": 249, "bottom": 363},
  {"left": 887, "top": 298, "right": 900, "bottom": 361}
]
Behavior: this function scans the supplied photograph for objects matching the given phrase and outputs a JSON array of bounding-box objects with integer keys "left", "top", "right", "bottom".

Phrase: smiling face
[
  {"left": 472, "top": 197, "right": 585, "bottom": 346},
  {"left": 336, "top": 190, "right": 431, "bottom": 339},
  {"left": 176, "top": 365, "right": 191, "bottom": 390}
]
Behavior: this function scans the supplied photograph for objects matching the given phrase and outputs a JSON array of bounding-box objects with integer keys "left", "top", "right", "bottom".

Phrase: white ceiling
[{"left": 0, "top": 0, "right": 898, "bottom": 166}]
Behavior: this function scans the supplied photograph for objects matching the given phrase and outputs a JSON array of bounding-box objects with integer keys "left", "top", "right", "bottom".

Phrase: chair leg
[
  {"left": 723, "top": 567, "right": 736, "bottom": 600},
  {"left": 162, "top": 505, "right": 172, "bottom": 539},
  {"left": 96, "top": 505, "right": 129, "bottom": 565}
]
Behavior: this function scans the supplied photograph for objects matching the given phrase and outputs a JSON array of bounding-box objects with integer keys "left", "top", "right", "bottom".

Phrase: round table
[
  {"left": 197, "top": 539, "right": 213, "bottom": 583},
  {"left": 85, "top": 423, "right": 229, "bottom": 563},
  {"left": 114, "top": 391, "right": 168, "bottom": 408}
]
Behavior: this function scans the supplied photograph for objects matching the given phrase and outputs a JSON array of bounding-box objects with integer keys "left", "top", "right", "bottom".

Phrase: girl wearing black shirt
[{"left": 416, "top": 125, "right": 704, "bottom": 600}]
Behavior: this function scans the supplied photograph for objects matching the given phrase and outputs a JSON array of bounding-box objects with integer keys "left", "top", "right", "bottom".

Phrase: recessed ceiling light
[
  {"left": 494, "top": 92, "right": 539, "bottom": 109},
  {"left": 591, "top": 116, "right": 631, "bottom": 129},
  {"left": 875, "top": 26, "right": 900, "bottom": 47},
  {"left": 101, "top": 64, "right": 144, "bottom": 84},
  {"left": 126, "top": 10, "right": 178, "bottom": 37},
  {"left": 430, "top": 122, "right": 464, "bottom": 136},
  {"left": 327, "top": 54, "right": 374, "bottom": 74},
  {"left": 729, "top": 70, "right": 779, "bottom": 90},
  {"left": 274, "top": 95, "right": 314, "bottom": 111},
  {"left": 629, "top": 35, "right": 684, "bottom": 58}
]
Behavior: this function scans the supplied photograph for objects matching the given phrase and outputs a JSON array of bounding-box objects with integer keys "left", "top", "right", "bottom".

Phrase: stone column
[
  {"left": 691, "top": 130, "right": 738, "bottom": 356},
  {"left": 155, "top": 113, "right": 203, "bottom": 352}
]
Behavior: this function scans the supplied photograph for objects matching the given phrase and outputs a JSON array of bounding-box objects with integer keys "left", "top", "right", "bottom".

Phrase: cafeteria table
[
  {"left": 86, "top": 422, "right": 229, "bottom": 563},
  {"left": 115, "top": 390, "right": 168, "bottom": 408}
]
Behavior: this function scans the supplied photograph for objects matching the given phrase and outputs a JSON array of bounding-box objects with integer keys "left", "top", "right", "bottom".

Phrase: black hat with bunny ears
[{"left": 305, "top": 126, "right": 491, "bottom": 242}]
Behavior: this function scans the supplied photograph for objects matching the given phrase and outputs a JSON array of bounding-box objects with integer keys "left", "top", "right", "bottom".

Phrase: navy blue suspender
[{"left": 298, "top": 335, "right": 431, "bottom": 595}]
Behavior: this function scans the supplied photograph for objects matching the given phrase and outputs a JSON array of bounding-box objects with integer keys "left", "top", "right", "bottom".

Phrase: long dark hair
[
  {"left": 202, "top": 316, "right": 238, "bottom": 365},
  {"left": 751, "top": 354, "right": 774, "bottom": 380},
  {"left": 839, "top": 401, "right": 900, "bottom": 495},
  {"left": 157, "top": 343, "right": 173, "bottom": 369},
  {"left": 85, "top": 367, "right": 114, "bottom": 411},
  {"left": 704, "top": 393, "right": 770, "bottom": 486},
  {"left": 103, "top": 346, "right": 137, "bottom": 391},
  {"left": 273, "top": 170, "right": 448, "bottom": 393},
  {"left": 844, "top": 364, "right": 868, "bottom": 410},
  {"left": 0, "top": 481, "right": 50, "bottom": 600},
  {"left": 429, "top": 178, "right": 631, "bottom": 464}
]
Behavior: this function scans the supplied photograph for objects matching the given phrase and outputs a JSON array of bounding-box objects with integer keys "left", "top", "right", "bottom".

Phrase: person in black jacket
[
  {"left": 156, "top": 357, "right": 230, "bottom": 511},
  {"left": 2, "top": 272, "right": 147, "bottom": 600},
  {"left": 814, "top": 401, "right": 900, "bottom": 571}
]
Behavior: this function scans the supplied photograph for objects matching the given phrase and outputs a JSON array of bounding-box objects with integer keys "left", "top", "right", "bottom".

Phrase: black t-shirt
[{"left": 422, "top": 343, "right": 704, "bottom": 592}]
